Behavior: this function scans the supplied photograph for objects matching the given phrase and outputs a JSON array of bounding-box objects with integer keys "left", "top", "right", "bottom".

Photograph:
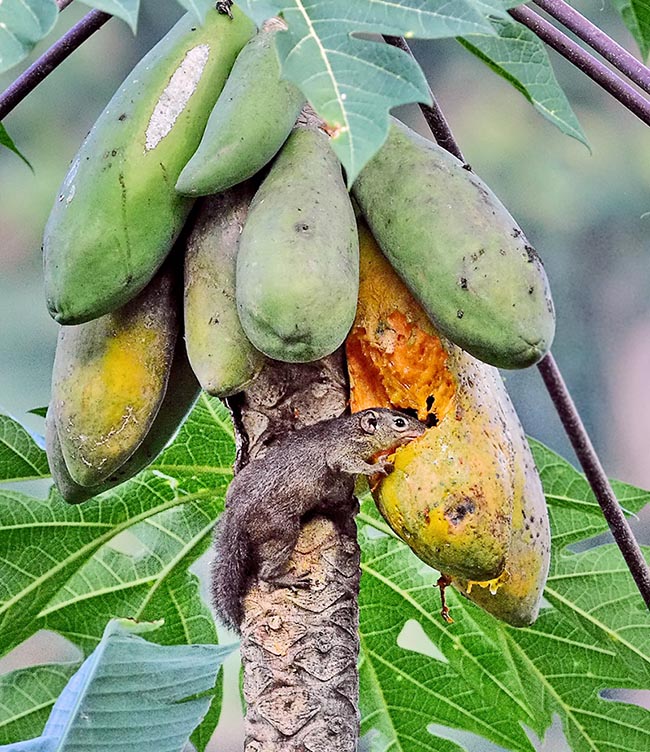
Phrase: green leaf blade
[
  {"left": 175, "top": 0, "right": 213, "bottom": 24},
  {"left": 11, "top": 620, "right": 236, "bottom": 752},
  {"left": 0, "top": 0, "right": 58, "bottom": 74},
  {"left": 0, "top": 664, "right": 79, "bottom": 746},
  {"left": 460, "top": 18, "right": 589, "bottom": 148},
  {"left": 0, "top": 125, "right": 33, "bottom": 171},
  {"left": 236, "top": 0, "right": 503, "bottom": 182},
  {"left": 612, "top": 0, "right": 650, "bottom": 61},
  {"left": 0, "top": 415, "right": 49, "bottom": 483},
  {"left": 77, "top": 0, "right": 140, "bottom": 33}
]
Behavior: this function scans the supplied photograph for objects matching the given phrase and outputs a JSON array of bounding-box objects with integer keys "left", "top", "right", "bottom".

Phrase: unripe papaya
[
  {"left": 450, "top": 421, "right": 550, "bottom": 626},
  {"left": 46, "top": 341, "right": 200, "bottom": 504},
  {"left": 236, "top": 126, "right": 359, "bottom": 363},
  {"left": 352, "top": 119, "right": 555, "bottom": 369},
  {"left": 176, "top": 23, "right": 305, "bottom": 196},
  {"left": 184, "top": 182, "right": 266, "bottom": 396},
  {"left": 348, "top": 223, "right": 524, "bottom": 582},
  {"left": 51, "top": 266, "right": 178, "bottom": 487},
  {"left": 43, "top": 9, "right": 255, "bottom": 324}
]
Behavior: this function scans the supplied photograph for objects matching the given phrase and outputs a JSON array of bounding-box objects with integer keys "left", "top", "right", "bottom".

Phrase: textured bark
[{"left": 225, "top": 351, "right": 361, "bottom": 751}]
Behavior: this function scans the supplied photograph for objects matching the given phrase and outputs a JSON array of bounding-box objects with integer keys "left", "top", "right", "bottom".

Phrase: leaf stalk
[
  {"left": 533, "top": 0, "right": 650, "bottom": 94},
  {"left": 0, "top": 10, "right": 111, "bottom": 123},
  {"left": 509, "top": 6, "right": 650, "bottom": 127}
]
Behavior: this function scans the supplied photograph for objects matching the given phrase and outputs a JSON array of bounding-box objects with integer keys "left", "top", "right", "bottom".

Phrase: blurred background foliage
[{"left": 0, "top": 2, "right": 648, "bottom": 748}]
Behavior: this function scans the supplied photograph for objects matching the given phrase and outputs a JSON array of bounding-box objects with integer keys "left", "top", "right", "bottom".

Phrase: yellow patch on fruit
[
  {"left": 52, "top": 268, "right": 178, "bottom": 487},
  {"left": 347, "top": 222, "right": 550, "bottom": 624}
]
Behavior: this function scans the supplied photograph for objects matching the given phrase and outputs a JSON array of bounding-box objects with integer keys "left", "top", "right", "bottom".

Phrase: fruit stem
[
  {"left": 385, "top": 34, "right": 650, "bottom": 611},
  {"left": 0, "top": 10, "right": 111, "bottom": 122},
  {"left": 508, "top": 6, "right": 650, "bottom": 127},
  {"left": 532, "top": 0, "right": 650, "bottom": 94}
]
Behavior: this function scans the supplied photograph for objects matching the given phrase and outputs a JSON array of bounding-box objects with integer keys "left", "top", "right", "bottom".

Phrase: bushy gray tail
[{"left": 211, "top": 510, "right": 251, "bottom": 633}]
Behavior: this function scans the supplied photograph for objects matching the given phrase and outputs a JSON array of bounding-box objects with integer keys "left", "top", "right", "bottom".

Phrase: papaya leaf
[
  {"left": 0, "top": 0, "right": 57, "bottom": 74},
  {"left": 460, "top": 17, "right": 589, "bottom": 148},
  {"left": 0, "top": 125, "right": 33, "bottom": 171},
  {"left": 77, "top": 0, "right": 140, "bottom": 32},
  {"left": 234, "top": 0, "right": 500, "bottom": 182},
  {"left": 357, "top": 440, "right": 649, "bottom": 752},
  {"left": 0, "top": 619, "right": 236, "bottom": 752},
  {"left": 175, "top": 0, "right": 213, "bottom": 24},
  {"left": 0, "top": 395, "right": 233, "bottom": 659},
  {"left": 0, "top": 664, "right": 79, "bottom": 746},
  {"left": 612, "top": 0, "right": 650, "bottom": 61},
  {"left": 0, "top": 414, "right": 50, "bottom": 483}
]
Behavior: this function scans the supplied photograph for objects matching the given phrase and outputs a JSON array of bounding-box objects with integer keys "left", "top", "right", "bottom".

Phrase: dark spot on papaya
[
  {"left": 524, "top": 245, "right": 540, "bottom": 263},
  {"left": 459, "top": 277, "right": 468, "bottom": 290},
  {"left": 425, "top": 413, "right": 438, "bottom": 428},
  {"left": 528, "top": 286, "right": 535, "bottom": 294},
  {"left": 208, "top": 316, "right": 219, "bottom": 325},
  {"left": 118, "top": 113, "right": 127, "bottom": 121},
  {"left": 445, "top": 497, "right": 476, "bottom": 525},
  {"left": 423, "top": 507, "right": 431, "bottom": 525},
  {"left": 499, "top": 249, "right": 506, "bottom": 256},
  {"left": 462, "top": 163, "right": 472, "bottom": 171},
  {"left": 426, "top": 395, "right": 435, "bottom": 411},
  {"left": 457, "top": 309, "right": 464, "bottom": 319},
  {"left": 295, "top": 222, "right": 310, "bottom": 232}
]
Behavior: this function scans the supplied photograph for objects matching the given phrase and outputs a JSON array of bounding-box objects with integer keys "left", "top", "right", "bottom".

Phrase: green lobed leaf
[
  {"left": 0, "top": 395, "right": 233, "bottom": 660},
  {"left": 235, "top": 0, "right": 501, "bottom": 182},
  {"left": 0, "top": 125, "right": 33, "bottom": 171},
  {"left": 175, "top": 0, "right": 214, "bottom": 24},
  {"left": 0, "top": 619, "right": 236, "bottom": 752},
  {"left": 0, "top": 0, "right": 57, "bottom": 74},
  {"left": 0, "top": 664, "right": 79, "bottom": 746},
  {"left": 612, "top": 0, "right": 650, "bottom": 61},
  {"left": 357, "top": 440, "right": 650, "bottom": 752},
  {"left": 77, "top": 0, "right": 140, "bottom": 33},
  {"left": 0, "top": 414, "right": 49, "bottom": 483},
  {"left": 460, "top": 17, "right": 588, "bottom": 147}
]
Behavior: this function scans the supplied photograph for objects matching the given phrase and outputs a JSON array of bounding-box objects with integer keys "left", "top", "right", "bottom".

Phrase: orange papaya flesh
[{"left": 348, "top": 222, "right": 550, "bottom": 622}]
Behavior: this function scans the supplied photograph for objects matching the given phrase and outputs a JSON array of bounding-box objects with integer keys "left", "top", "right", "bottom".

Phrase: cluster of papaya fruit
[{"left": 43, "top": 5, "right": 556, "bottom": 625}]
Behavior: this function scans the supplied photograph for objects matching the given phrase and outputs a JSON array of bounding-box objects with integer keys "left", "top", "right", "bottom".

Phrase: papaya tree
[{"left": 0, "top": 1, "right": 648, "bottom": 751}]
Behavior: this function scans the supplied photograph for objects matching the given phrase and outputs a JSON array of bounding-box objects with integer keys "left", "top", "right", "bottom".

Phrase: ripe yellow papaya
[
  {"left": 236, "top": 126, "right": 359, "bottom": 363},
  {"left": 450, "top": 420, "right": 550, "bottom": 626},
  {"left": 46, "top": 341, "right": 200, "bottom": 504},
  {"left": 43, "top": 8, "right": 255, "bottom": 324},
  {"left": 176, "top": 23, "right": 304, "bottom": 196},
  {"left": 184, "top": 182, "right": 266, "bottom": 396},
  {"left": 352, "top": 119, "right": 555, "bottom": 369},
  {"left": 349, "top": 223, "right": 525, "bottom": 581},
  {"left": 51, "top": 265, "right": 178, "bottom": 487}
]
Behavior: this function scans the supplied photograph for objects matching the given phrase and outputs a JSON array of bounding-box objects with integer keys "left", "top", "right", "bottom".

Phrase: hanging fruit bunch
[{"left": 43, "top": 6, "right": 555, "bottom": 626}]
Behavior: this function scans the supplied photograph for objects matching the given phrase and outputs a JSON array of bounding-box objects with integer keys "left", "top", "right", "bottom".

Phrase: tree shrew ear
[{"left": 359, "top": 410, "right": 378, "bottom": 434}]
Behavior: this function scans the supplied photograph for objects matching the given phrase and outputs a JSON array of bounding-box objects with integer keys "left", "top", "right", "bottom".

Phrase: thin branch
[
  {"left": 383, "top": 35, "right": 465, "bottom": 162},
  {"left": 0, "top": 10, "right": 111, "bottom": 122},
  {"left": 386, "top": 34, "right": 650, "bottom": 610},
  {"left": 509, "top": 6, "right": 650, "bottom": 127},
  {"left": 533, "top": 0, "right": 650, "bottom": 94},
  {"left": 537, "top": 356, "right": 650, "bottom": 608}
]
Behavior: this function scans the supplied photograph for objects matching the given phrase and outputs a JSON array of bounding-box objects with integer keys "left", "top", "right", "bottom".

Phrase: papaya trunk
[{"left": 225, "top": 352, "right": 360, "bottom": 751}]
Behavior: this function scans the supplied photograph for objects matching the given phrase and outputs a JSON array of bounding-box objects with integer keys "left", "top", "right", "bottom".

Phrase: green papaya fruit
[
  {"left": 236, "top": 126, "right": 359, "bottom": 363},
  {"left": 44, "top": 8, "right": 255, "bottom": 324},
  {"left": 184, "top": 182, "right": 266, "bottom": 396},
  {"left": 46, "top": 341, "right": 200, "bottom": 504},
  {"left": 352, "top": 119, "right": 555, "bottom": 369},
  {"left": 176, "top": 23, "right": 305, "bottom": 196},
  {"left": 51, "top": 265, "right": 178, "bottom": 487}
]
